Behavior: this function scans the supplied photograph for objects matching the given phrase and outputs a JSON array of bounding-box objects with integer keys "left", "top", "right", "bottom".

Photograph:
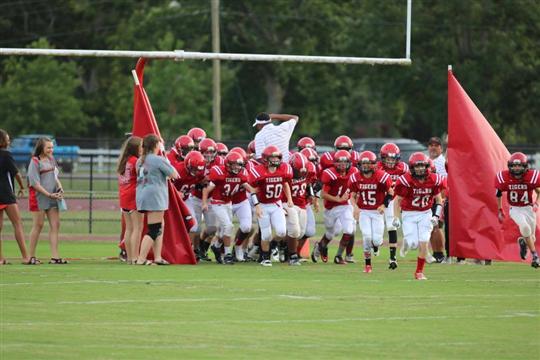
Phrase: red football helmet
[
  {"left": 174, "top": 135, "right": 195, "bottom": 157},
  {"left": 380, "top": 143, "right": 401, "bottom": 169},
  {"left": 247, "top": 141, "right": 256, "bottom": 159},
  {"left": 216, "top": 142, "right": 229, "bottom": 156},
  {"left": 187, "top": 127, "right": 206, "bottom": 145},
  {"left": 262, "top": 145, "right": 282, "bottom": 168},
  {"left": 225, "top": 151, "right": 245, "bottom": 175},
  {"left": 300, "top": 148, "right": 319, "bottom": 165},
  {"left": 230, "top": 147, "right": 248, "bottom": 162},
  {"left": 508, "top": 152, "right": 528, "bottom": 176},
  {"left": 297, "top": 137, "right": 316, "bottom": 151},
  {"left": 198, "top": 138, "right": 217, "bottom": 163},
  {"left": 334, "top": 149, "right": 352, "bottom": 172},
  {"left": 409, "top": 152, "right": 429, "bottom": 178},
  {"left": 185, "top": 151, "right": 206, "bottom": 176},
  {"left": 290, "top": 152, "right": 309, "bottom": 179},
  {"left": 358, "top": 151, "right": 377, "bottom": 174},
  {"left": 334, "top": 135, "right": 353, "bottom": 151}
]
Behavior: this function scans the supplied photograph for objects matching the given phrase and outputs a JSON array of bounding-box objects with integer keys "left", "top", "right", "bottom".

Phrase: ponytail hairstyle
[
  {"left": 117, "top": 136, "right": 142, "bottom": 174},
  {"left": 139, "top": 134, "right": 160, "bottom": 169},
  {"left": 0, "top": 129, "right": 9, "bottom": 149},
  {"left": 33, "top": 137, "right": 53, "bottom": 158}
]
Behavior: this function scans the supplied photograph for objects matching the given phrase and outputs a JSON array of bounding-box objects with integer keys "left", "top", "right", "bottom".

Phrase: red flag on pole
[
  {"left": 131, "top": 58, "right": 196, "bottom": 264},
  {"left": 447, "top": 69, "right": 540, "bottom": 261}
]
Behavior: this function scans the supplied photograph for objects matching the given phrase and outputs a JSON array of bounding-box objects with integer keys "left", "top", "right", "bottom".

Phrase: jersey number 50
[{"left": 266, "top": 184, "right": 283, "bottom": 199}]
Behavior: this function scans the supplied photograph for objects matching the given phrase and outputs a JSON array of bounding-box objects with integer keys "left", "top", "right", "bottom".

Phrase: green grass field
[{"left": 1, "top": 241, "right": 539, "bottom": 359}]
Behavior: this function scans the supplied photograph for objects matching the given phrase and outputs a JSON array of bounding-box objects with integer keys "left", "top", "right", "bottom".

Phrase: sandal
[
  {"left": 154, "top": 259, "right": 170, "bottom": 265},
  {"left": 49, "top": 258, "right": 68, "bottom": 264},
  {"left": 24, "top": 257, "right": 41, "bottom": 265}
]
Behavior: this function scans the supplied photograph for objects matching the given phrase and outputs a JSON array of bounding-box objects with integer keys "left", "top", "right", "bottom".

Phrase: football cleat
[
  {"left": 246, "top": 246, "right": 259, "bottom": 261},
  {"left": 271, "top": 248, "right": 280, "bottom": 262},
  {"left": 211, "top": 245, "right": 223, "bottom": 264},
  {"left": 289, "top": 255, "right": 301, "bottom": 266},
  {"left": 234, "top": 246, "right": 245, "bottom": 262},
  {"left": 363, "top": 265, "right": 373, "bottom": 273},
  {"left": 426, "top": 253, "right": 436, "bottom": 264},
  {"left": 372, "top": 246, "right": 380, "bottom": 256},
  {"left": 334, "top": 255, "right": 346, "bottom": 265},
  {"left": 119, "top": 249, "right": 127, "bottom": 262},
  {"left": 531, "top": 257, "right": 539, "bottom": 268},
  {"left": 415, "top": 272, "right": 428, "bottom": 280},
  {"left": 223, "top": 254, "right": 235, "bottom": 265},
  {"left": 345, "top": 255, "right": 356, "bottom": 263},
  {"left": 518, "top": 237, "right": 528, "bottom": 260},
  {"left": 388, "top": 259, "right": 398, "bottom": 270},
  {"left": 320, "top": 246, "right": 329, "bottom": 263},
  {"left": 260, "top": 259, "right": 272, "bottom": 267},
  {"left": 311, "top": 242, "right": 321, "bottom": 263}
]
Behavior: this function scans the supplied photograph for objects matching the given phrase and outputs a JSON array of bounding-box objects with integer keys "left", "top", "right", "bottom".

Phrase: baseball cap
[{"left": 428, "top": 136, "right": 442, "bottom": 146}]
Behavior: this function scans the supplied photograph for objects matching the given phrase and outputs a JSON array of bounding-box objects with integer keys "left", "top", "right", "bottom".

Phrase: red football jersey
[
  {"left": 173, "top": 162, "right": 206, "bottom": 200},
  {"left": 191, "top": 156, "right": 225, "bottom": 199},
  {"left": 495, "top": 169, "right": 540, "bottom": 207},
  {"left": 394, "top": 172, "right": 443, "bottom": 211},
  {"left": 118, "top": 156, "right": 138, "bottom": 210},
  {"left": 208, "top": 165, "right": 248, "bottom": 204},
  {"left": 376, "top": 160, "right": 409, "bottom": 183},
  {"left": 320, "top": 166, "right": 358, "bottom": 210},
  {"left": 249, "top": 163, "right": 293, "bottom": 204},
  {"left": 349, "top": 169, "right": 393, "bottom": 210}
]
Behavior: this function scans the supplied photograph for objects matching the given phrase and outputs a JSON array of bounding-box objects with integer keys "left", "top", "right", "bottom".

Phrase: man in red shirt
[
  {"left": 495, "top": 152, "right": 540, "bottom": 268},
  {"left": 312, "top": 150, "right": 358, "bottom": 264},
  {"left": 349, "top": 151, "right": 393, "bottom": 273},
  {"left": 248, "top": 145, "right": 293, "bottom": 267},
  {"left": 393, "top": 152, "right": 444, "bottom": 280},
  {"left": 377, "top": 142, "right": 409, "bottom": 268}
]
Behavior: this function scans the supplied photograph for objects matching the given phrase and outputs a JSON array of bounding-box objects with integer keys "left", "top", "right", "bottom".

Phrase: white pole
[
  {"left": 0, "top": 48, "right": 412, "bottom": 65},
  {"left": 131, "top": 70, "right": 140, "bottom": 86},
  {"left": 406, "top": 0, "right": 412, "bottom": 60},
  {"left": 211, "top": 0, "right": 222, "bottom": 141},
  {"left": 448, "top": 65, "right": 452, "bottom": 71}
]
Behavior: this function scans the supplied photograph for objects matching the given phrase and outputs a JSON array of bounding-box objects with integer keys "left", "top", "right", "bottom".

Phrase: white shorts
[
  {"left": 258, "top": 202, "right": 287, "bottom": 242},
  {"left": 359, "top": 209, "right": 385, "bottom": 251},
  {"left": 402, "top": 209, "right": 433, "bottom": 250},
  {"left": 323, "top": 204, "right": 354, "bottom": 240},
  {"left": 210, "top": 203, "right": 234, "bottom": 238},
  {"left": 304, "top": 204, "right": 317, "bottom": 238},
  {"left": 509, "top": 206, "right": 537, "bottom": 238},
  {"left": 186, "top": 195, "right": 217, "bottom": 234},
  {"left": 283, "top": 204, "right": 307, "bottom": 239},
  {"left": 232, "top": 199, "right": 252, "bottom": 234},
  {"left": 384, "top": 199, "right": 397, "bottom": 231}
]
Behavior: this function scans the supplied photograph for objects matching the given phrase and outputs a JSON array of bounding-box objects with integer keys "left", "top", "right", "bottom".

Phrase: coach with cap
[
  {"left": 253, "top": 112, "right": 299, "bottom": 162},
  {"left": 427, "top": 136, "right": 447, "bottom": 177}
]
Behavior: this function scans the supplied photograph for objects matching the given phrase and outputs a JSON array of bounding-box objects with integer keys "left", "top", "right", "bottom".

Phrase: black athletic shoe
[
  {"left": 211, "top": 245, "right": 223, "bottom": 264},
  {"left": 119, "top": 249, "right": 127, "bottom": 262},
  {"left": 531, "top": 257, "right": 539, "bottom": 269},
  {"left": 223, "top": 254, "right": 234, "bottom": 265},
  {"left": 518, "top": 237, "right": 528, "bottom": 260},
  {"left": 388, "top": 259, "right": 398, "bottom": 270},
  {"left": 320, "top": 246, "right": 329, "bottom": 263}
]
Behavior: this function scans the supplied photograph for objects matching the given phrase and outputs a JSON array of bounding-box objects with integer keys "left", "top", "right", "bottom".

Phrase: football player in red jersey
[
  {"left": 187, "top": 127, "right": 206, "bottom": 147},
  {"left": 349, "top": 151, "right": 393, "bottom": 273},
  {"left": 377, "top": 142, "right": 409, "bottom": 268},
  {"left": 172, "top": 151, "right": 206, "bottom": 200},
  {"left": 393, "top": 152, "right": 444, "bottom": 280},
  {"left": 202, "top": 151, "right": 255, "bottom": 264},
  {"left": 248, "top": 145, "right": 294, "bottom": 266},
  {"left": 495, "top": 152, "right": 540, "bottom": 268},
  {"left": 167, "top": 135, "right": 194, "bottom": 168},
  {"left": 312, "top": 150, "right": 358, "bottom": 264},
  {"left": 297, "top": 147, "right": 321, "bottom": 256},
  {"left": 297, "top": 137, "right": 316, "bottom": 151}
]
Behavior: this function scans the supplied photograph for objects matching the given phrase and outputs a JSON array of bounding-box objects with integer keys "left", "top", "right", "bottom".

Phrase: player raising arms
[
  {"left": 495, "top": 152, "right": 540, "bottom": 268},
  {"left": 249, "top": 145, "right": 293, "bottom": 267},
  {"left": 393, "top": 152, "right": 444, "bottom": 280},
  {"left": 349, "top": 151, "right": 393, "bottom": 273},
  {"left": 377, "top": 142, "right": 409, "bottom": 268},
  {"left": 312, "top": 150, "right": 358, "bottom": 264}
]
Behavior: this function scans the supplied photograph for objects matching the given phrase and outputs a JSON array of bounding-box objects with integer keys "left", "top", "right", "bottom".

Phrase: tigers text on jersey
[
  {"left": 376, "top": 161, "right": 409, "bottom": 183},
  {"left": 495, "top": 169, "right": 540, "bottom": 207},
  {"left": 190, "top": 156, "right": 225, "bottom": 199},
  {"left": 348, "top": 170, "right": 393, "bottom": 210},
  {"left": 172, "top": 161, "right": 206, "bottom": 200},
  {"left": 249, "top": 163, "right": 293, "bottom": 204},
  {"left": 208, "top": 165, "right": 249, "bottom": 204},
  {"left": 394, "top": 172, "right": 442, "bottom": 211},
  {"left": 320, "top": 166, "right": 358, "bottom": 210}
]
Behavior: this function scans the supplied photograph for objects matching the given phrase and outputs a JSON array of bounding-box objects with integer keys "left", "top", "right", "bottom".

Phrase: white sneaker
[
  {"left": 260, "top": 259, "right": 272, "bottom": 267},
  {"left": 426, "top": 253, "right": 436, "bottom": 264},
  {"left": 345, "top": 255, "right": 356, "bottom": 263},
  {"left": 246, "top": 246, "right": 259, "bottom": 261},
  {"left": 399, "top": 242, "right": 409, "bottom": 258},
  {"left": 235, "top": 246, "right": 245, "bottom": 262},
  {"left": 271, "top": 248, "right": 279, "bottom": 262}
]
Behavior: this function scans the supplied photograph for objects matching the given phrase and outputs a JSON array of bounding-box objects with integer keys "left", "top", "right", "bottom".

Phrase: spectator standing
[{"left": 254, "top": 112, "right": 299, "bottom": 162}]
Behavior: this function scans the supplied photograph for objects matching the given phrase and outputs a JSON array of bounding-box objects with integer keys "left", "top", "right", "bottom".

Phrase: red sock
[{"left": 416, "top": 257, "right": 425, "bottom": 273}]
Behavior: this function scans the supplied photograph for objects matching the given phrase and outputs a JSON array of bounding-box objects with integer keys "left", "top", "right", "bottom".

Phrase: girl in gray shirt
[{"left": 135, "top": 134, "right": 178, "bottom": 265}]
